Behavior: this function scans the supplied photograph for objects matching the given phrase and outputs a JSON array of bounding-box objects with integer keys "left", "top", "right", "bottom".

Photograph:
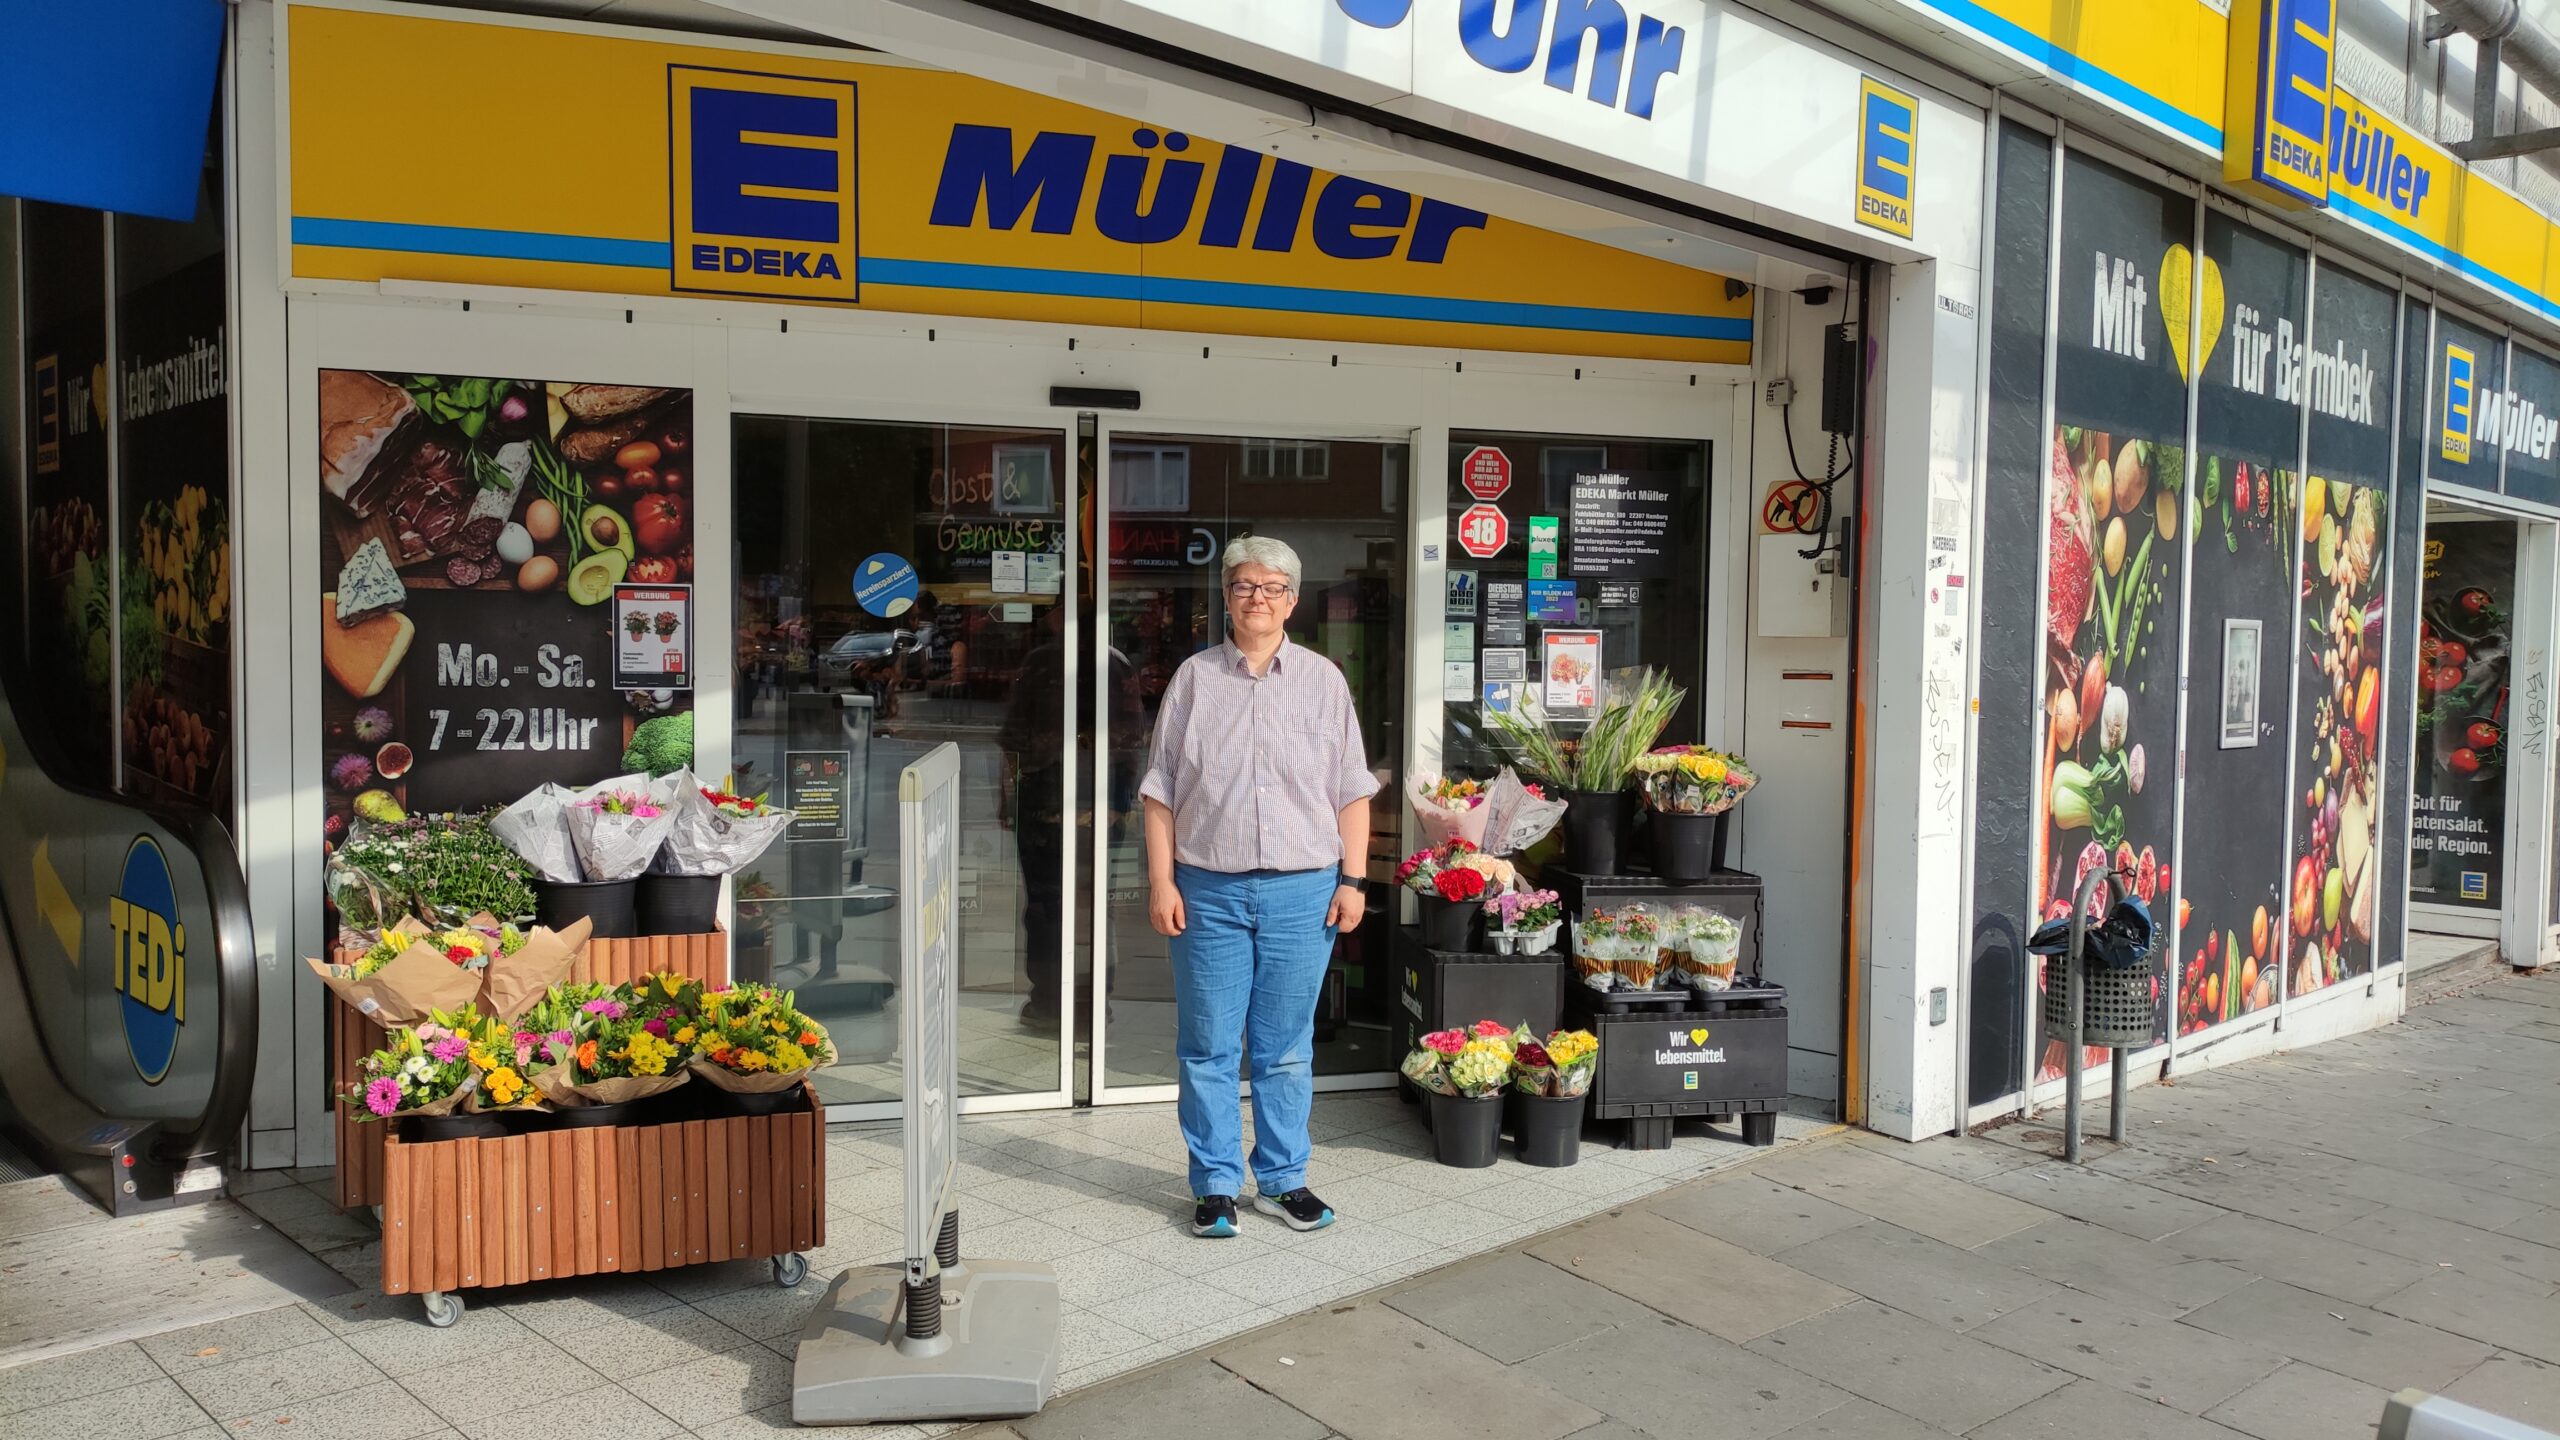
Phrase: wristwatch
[{"left": 1337, "top": 867, "right": 1364, "bottom": 889}]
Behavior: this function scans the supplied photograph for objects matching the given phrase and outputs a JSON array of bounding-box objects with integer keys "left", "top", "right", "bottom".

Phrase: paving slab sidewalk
[{"left": 963, "top": 968, "right": 2560, "bottom": 1440}]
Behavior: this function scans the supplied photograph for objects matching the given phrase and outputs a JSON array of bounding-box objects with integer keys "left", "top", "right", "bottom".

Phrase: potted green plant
[{"left": 1484, "top": 668, "right": 1685, "bottom": 875}]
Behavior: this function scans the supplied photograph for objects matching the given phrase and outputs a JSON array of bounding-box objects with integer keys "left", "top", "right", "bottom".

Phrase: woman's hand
[
  {"left": 1326, "top": 883, "right": 1366, "bottom": 932},
  {"left": 1149, "top": 878, "right": 1187, "bottom": 937}
]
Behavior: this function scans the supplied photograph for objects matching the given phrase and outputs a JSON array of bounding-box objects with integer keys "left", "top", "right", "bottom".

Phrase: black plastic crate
[
  {"left": 1547, "top": 868, "right": 1766, "bottom": 976},
  {"left": 1571, "top": 998, "right": 1789, "bottom": 1129},
  {"left": 1392, "top": 927, "right": 1567, "bottom": 1093},
  {"left": 1604, "top": 1099, "right": 1785, "bottom": 1150}
]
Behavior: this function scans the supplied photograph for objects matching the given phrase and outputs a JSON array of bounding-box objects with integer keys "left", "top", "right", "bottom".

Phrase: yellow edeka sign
[
  {"left": 1854, "top": 77, "right": 1917, "bottom": 240},
  {"left": 284, "top": 5, "right": 1750, "bottom": 365},
  {"left": 2223, "top": 0, "right": 2335, "bottom": 209}
]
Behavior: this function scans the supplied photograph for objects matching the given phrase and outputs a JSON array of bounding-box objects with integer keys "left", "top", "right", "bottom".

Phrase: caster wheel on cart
[
  {"left": 421, "top": 1291, "right": 464, "bottom": 1329},
  {"left": 772, "top": 1252, "right": 809, "bottom": 1288}
]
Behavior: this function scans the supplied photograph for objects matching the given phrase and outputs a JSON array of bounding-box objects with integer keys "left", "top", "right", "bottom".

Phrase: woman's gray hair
[{"left": 1221, "top": 535, "right": 1302, "bottom": 592}]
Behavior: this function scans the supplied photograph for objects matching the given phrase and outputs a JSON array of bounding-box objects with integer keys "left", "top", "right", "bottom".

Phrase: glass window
[
  {"left": 1440, "top": 430, "right": 1711, "bottom": 775},
  {"left": 731, "top": 415, "right": 1070, "bottom": 1107}
]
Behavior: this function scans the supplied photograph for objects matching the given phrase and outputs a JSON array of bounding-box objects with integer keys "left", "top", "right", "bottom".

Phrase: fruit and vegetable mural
[
  {"left": 2032, "top": 156, "right": 2191, "bottom": 1077},
  {"left": 315, "top": 371, "right": 696, "bottom": 859},
  {"left": 2170, "top": 218, "right": 2308, "bottom": 1039},
  {"left": 2289, "top": 475, "right": 2388, "bottom": 990},
  {"left": 2408, "top": 521, "right": 2514, "bottom": 910}
]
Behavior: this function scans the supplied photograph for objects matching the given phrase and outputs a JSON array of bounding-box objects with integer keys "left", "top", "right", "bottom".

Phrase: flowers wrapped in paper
[
  {"left": 1400, "top": 1026, "right": 1467, "bottom": 1096},
  {"left": 309, "top": 911, "right": 591, "bottom": 1031},
  {"left": 1407, "top": 774, "right": 1493, "bottom": 849},
  {"left": 652, "top": 771, "right": 796, "bottom": 877},
  {"left": 1508, "top": 1026, "right": 1596, "bottom": 1099},
  {"left": 309, "top": 916, "right": 500, "bottom": 1028},
  {"left": 344, "top": 1009, "right": 485, "bottom": 1121},
  {"left": 567, "top": 777, "right": 677, "bottom": 881},
  {"left": 686, "top": 981, "right": 835, "bottom": 1094},
  {"left": 461, "top": 1009, "right": 551, "bottom": 1115},
  {"left": 491, "top": 783, "right": 585, "bottom": 883},
  {"left": 1445, "top": 1040, "right": 1511, "bottom": 1099},
  {"left": 530, "top": 975, "right": 700, "bottom": 1108},
  {"left": 1634, "top": 745, "right": 1757, "bottom": 815}
]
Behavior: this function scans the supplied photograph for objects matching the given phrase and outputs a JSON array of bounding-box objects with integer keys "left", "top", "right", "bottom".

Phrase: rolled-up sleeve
[{"left": 1138, "top": 667, "right": 1190, "bottom": 809}]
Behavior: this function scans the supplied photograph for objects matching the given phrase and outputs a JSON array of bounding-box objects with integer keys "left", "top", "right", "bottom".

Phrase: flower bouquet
[
  {"left": 1482, "top": 887, "right": 1563, "bottom": 955},
  {"left": 530, "top": 977, "right": 698, "bottom": 1119},
  {"left": 568, "top": 784, "right": 676, "bottom": 881},
  {"left": 1405, "top": 1021, "right": 1514, "bottom": 1167},
  {"left": 309, "top": 914, "right": 504, "bottom": 1028},
  {"left": 1636, "top": 745, "right": 1755, "bottom": 881},
  {"left": 686, "top": 981, "right": 835, "bottom": 1113},
  {"left": 346, "top": 1009, "right": 484, "bottom": 1126},
  {"left": 1407, "top": 773, "right": 1493, "bottom": 849},
  {"left": 642, "top": 770, "right": 797, "bottom": 935},
  {"left": 1399, "top": 839, "right": 1511, "bottom": 952},
  {"left": 1509, "top": 1027, "right": 1598, "bottom": 1166},
  {"left": 460, "top": 1012, "right": 550, "bottom": 1117},
  {"left": 1472, "top": 768, "right": 1570, "bottom": 857},
  {"left": 1633, "top": 746, "right": 1756, "bottom": 815}
]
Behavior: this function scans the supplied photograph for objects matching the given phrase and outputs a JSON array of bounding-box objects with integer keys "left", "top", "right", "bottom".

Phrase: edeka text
[
  {"left": 930, "top": 125, "right": 1492, "bottom": 263},
  {"left": 1330, "top": 0, "right": 1689, "bottom": 120}
]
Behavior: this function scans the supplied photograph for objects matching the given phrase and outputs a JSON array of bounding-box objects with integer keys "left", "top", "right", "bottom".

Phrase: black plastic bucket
[
  {"left": 1426, "top": 1091, "right": 1503, "bottom": 1168},
  {"left": 401, "top": 1111, "right": 508, "bottom": 1144},
  {"left": 697, "top": 1084, "right": 802, "bottom": 1118},
  {"left": 1649, "top": 812, "right": 1723, "bottom": 882},
  {"left": 637, "top": 873, "right": 723, "bottom": 936},
  {"left": 1514, "top": 1092, "right": 1588, "bottom": 1167},
  {"left": 1559, "top": 789, "right": 1636, "bottom": 876},
  {"left": 534, "top": 877, "right": 638, "bottom": 938},
  {"left": 1417, "top": 894, "right": 1480, "bottom": 953},
  {"left": 543, "top": 1098, "right": 647, "bottom": 1129}
]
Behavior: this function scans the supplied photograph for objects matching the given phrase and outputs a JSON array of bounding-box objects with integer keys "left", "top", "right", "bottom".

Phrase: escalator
[{"left": 0, "top": 670, "right": 259, "bottom": 1216}]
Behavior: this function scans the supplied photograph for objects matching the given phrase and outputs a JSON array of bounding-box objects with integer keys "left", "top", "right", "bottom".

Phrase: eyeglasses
[{"left": 1226, "top": 582, "right": 1295, "bottom": 600}]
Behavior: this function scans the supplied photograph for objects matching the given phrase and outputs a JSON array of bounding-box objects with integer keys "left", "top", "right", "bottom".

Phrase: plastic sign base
[{"left": 791, "top": 1261, "right": 1060, "bottom": 1425}]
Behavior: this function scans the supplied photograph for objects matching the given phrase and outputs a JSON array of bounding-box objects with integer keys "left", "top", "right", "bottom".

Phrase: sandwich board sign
[{"left": 793, "top": 743, "right": 1059, "bottom": 1423}]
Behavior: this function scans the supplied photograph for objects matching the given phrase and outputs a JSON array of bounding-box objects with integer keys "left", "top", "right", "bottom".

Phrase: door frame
[
  {"left": 2406, "top": 490, "right": 2560, "bottom": 970},
  {"left": 721, "top": 395, "right": 1086, "bottom": 1123},
  {"left": 1086, "top": 416, "right": 1422, "bottom": 1107}
]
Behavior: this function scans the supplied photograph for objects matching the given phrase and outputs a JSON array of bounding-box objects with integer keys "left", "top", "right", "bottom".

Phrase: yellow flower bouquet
[{"left": 686, "top": 981, "right": 836, "bottom": 1098}]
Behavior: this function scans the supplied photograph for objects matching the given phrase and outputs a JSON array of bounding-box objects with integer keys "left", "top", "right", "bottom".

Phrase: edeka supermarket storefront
[{"left": 219, "top": 0, "right": 1990, "bottom": 1157}]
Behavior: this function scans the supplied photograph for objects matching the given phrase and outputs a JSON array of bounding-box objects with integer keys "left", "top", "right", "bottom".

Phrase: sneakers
[
  {"left": 1253, "top": 1187, "right": 1336, "bottom": 1232},
  {"left": 1193, "top": 1194, "right": 1239, "bottom": 1238}
]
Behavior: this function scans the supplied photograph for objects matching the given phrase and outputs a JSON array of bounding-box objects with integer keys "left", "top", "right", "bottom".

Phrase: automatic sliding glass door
[
  {"left": 1088, "top": 428, "right": 1412, "bottom": 1103},
  {"left": 730, "top": 414, "right": 1074, "bottom": 1116}
]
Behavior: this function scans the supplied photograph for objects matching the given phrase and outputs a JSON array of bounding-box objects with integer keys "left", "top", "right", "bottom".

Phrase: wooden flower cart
[{"left": 328, "top": 930, "right": 828, "bottom": 1325}]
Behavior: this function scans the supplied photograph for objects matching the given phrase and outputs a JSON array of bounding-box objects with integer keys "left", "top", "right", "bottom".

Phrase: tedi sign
[{"left": 1330, "top": 0, "right": 1691, "bottom": 120}]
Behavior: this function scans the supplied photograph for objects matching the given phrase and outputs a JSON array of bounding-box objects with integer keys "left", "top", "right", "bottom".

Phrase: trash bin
[{"left": 2038, "top": 960, "right": 2155, "bottom": 1047}]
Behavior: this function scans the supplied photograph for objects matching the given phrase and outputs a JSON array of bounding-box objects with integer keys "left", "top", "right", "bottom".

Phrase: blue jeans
[{"left": 1168, "top": 864, "right": 1337, "bottom": 1198}]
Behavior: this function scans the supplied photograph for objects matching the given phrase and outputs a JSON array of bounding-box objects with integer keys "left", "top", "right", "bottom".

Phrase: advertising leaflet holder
[{"left": 793, "top": 744, "right": 1060, "bottom": 1424}]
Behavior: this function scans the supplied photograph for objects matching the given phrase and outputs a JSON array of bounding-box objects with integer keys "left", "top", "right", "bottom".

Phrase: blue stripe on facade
[
  {"left": 291, "top": 217, "right": 671, "bottom": 268},
  {"left": 290, "top": 217, "right": 1753, "bottom": 343},
  {"left": 1901, "top": 0, "right": 2224, "bottom": 150},
  {"left": 2324, "top": 192, "right": 2560, "bottom": 327},
  {"left": 858, "top": 257, "right": 1754, "bottom": 341}
]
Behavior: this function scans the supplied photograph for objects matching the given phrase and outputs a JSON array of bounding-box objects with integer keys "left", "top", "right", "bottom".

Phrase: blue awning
[{"left": 0, "top": 1, "right": 225, "bottom": 221}]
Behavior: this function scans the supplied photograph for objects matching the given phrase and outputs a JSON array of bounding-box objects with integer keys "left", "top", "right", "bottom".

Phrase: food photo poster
[{"left": 314, "top": 371, "right": 697, "bottom": 875}]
